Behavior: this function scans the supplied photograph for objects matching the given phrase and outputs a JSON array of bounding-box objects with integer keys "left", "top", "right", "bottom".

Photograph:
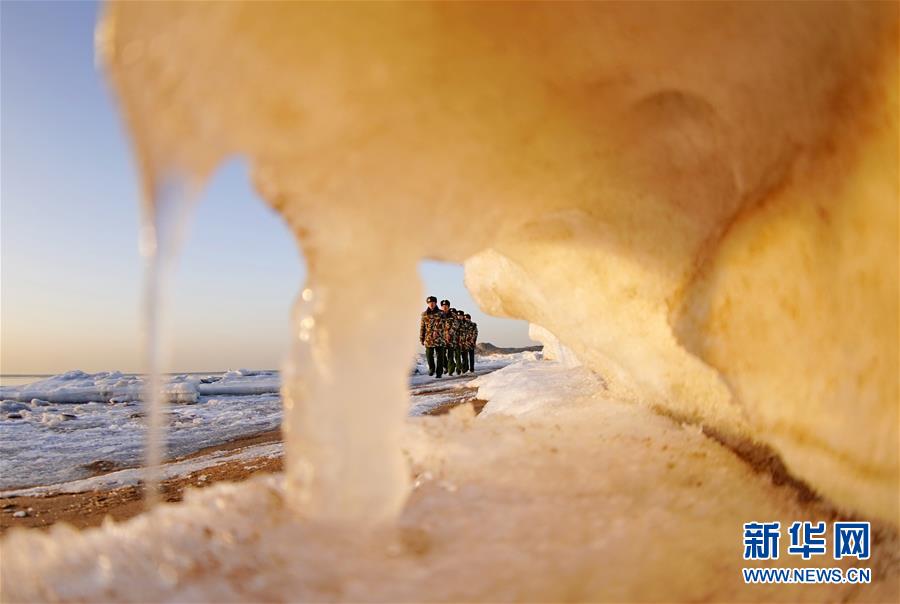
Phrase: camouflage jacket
[
  {"left": 419, "top": 308, "right": 442, "bottom": 347},
  {"left": 457, "top": 321, "right": 471, "bottom": 349},
  {"left": 440, "top": 312, "right": 459, "bottom": 347},
  {"left": 465, "top": 322, "right": 478, "bottom": 349}
]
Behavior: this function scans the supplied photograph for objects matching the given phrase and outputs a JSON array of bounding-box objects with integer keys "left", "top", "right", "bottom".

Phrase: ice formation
[
  {"left": 2, "top": 2, "right": 897, "bottom": 601},
  {"left": 96, "top": 0, "right": 896, "bottom": 524},
  {"left": 0, "top": 369, "right": 281, "bottom": 405},
  {"left": 528, "top": 323, "right": 580, "bottom": 368},
  {"left": 3, "top": 360, "right": 899, "bottom": 602}
]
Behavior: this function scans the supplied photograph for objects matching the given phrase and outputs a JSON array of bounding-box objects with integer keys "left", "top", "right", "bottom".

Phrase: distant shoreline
[
  {"left": 0, "top": 344, "right": 542, "bottom": 387},
  {"left": 0, "top": 370, "right": 280, "bottom": 388},
  {"left": 0, "top": 370, "right": 280, "bottom": 378}
]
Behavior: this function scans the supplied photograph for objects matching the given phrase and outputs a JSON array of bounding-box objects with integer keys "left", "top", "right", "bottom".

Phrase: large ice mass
[
  {"left": 102, "top": 0, "right": 898, "bottom": 522},
  {"left": 2, "top": 2, "right": 897, "bottom": 601}
]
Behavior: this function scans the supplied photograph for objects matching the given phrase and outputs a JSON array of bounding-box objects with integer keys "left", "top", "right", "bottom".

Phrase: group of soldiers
[{"left": 419, "top": 296, "right": 478, "bottom": 378}]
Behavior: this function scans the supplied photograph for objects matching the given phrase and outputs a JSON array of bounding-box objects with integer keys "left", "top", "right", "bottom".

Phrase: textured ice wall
[{"left": 99, "top": 2, "right": 898, "bottom": 524}]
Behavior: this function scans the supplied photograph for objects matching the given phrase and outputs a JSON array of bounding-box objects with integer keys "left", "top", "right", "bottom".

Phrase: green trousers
[
  {"left": 447, "top": 347, "right": 469, "bottom": 375},
  {"left": 435, "top": 347, "right": 447, "bottom": 377},
  {"left": 446, "top": 347, "right": 457, "bottom": 375},
  {"left": 458, "top": 348, "right": 469, "bottom": 373},
  {"left": 425, "top": 347, "right": 438, "bottom": 375}
]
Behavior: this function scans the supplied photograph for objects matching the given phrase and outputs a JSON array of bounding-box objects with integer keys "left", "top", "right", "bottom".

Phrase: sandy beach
[
  {"left": 0, "top": 384, "right": 486, "bottom": 535},
  {"left": 0, "top": 429, "right": 282, "bottom": 535}
]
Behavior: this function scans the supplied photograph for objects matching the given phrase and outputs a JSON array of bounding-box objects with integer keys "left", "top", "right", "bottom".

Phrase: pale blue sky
[{"left": 1, "top": 1, "right": 533, "bottom": 374}]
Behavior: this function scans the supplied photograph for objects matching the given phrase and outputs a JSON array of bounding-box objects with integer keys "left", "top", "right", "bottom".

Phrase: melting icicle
[
  {"left": 140, "top": 215, "right": 163, "bottom": 507},
  {"left": 281, "top": 249, "right": 419, "bottom": 522},
  {"left": 139, "top": 176, "right": 195, "bottom": 507}
]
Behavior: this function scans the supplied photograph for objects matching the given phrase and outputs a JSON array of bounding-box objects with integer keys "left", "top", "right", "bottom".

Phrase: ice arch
[{"left": 100, "top": 2, "right": 898, "bottom": 524}]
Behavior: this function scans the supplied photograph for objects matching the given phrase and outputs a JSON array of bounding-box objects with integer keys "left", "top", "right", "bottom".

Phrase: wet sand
[{"left": 0, "top": 429, "right": 283, "bottom": 535}]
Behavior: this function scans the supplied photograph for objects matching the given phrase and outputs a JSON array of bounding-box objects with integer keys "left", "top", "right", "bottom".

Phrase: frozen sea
[{"left": 0, "top": 353, "right": 530, "bottom": 492}]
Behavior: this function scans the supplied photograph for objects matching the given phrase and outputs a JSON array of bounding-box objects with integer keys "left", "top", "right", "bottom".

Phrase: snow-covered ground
[
  {"left": 407, "top": 351, "right": 537, "bottom": 415},
  {"left": 6, "top": 356, "right": 896, "bottom": 603},
  {"left": 408, "top": 350, "right": 537, "bottom": 386},
  {"left": 0, "top": 353, "right": 528, "bottom": 491}
]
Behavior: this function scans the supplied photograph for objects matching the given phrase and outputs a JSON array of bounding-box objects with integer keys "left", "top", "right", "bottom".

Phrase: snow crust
[
  {"left": 473, "top": 360, "right": 603, "bottom": 418},
  {"left": 2, "top": 360, "right": 897, "bottom": 602}
]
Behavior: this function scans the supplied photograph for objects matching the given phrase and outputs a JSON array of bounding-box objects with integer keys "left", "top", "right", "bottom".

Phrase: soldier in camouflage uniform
[
  {"left": 436, "top": 299, "right": 453, "bottom": 377},
  {"left": 455, "top": 309, "right": 470, "bottom": 373},
  {"left": 419, "top": 295, "right": 442, "bottom": 376},
  {"left": 445, "top": 307, "right": 462, "bottom": 375},
  {"left": 464, "top": 313, "right": 477, "bottom": 372}
]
